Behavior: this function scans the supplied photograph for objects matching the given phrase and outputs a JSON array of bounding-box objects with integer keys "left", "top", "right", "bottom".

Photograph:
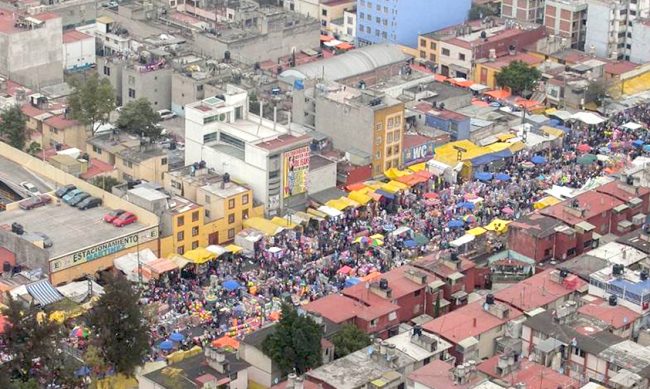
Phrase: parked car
[
  {"left": 112, "top": 211, "right": 137, "bottom": 227},
  {"left": 68, "top": 192, "right": 90, "bottom": 206},
  {"left": 55, "top": 184, "right": 76, "bottom": 198},
  {"left": 33, "top": 232, "right": 53, "bottom": 248},
  {"left": 104, "top": 209, "right": 126, "bottom": 223},
  {"left": 62, "top": 189, "right": 83, "bottom": 203},
  {"left": 20, "top": 181, "right": 41, "bottom": 196},
  {"left": 77, "top": 196, "right": 102, "bottom": 210},
  {"left": 157, "top": 109, "right": 176, "bottom": 120},
  {"left": 18, "top": 194, "right": 52, "bottom": 210}
]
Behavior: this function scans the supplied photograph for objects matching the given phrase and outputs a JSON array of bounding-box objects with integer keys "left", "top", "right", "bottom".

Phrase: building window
[
  {"left": 420, "top": 50, "right": 426, "bottom": 58},
  {"left": 177, "top": 216, "right": 184, "bottom": 227},
  {"left": 205, "top": 209, "right": 210, "bottom": 218},
  {"left": 228, "top": 228, "right": 235, "bottom": 239},
  {"left": 242, "top": 194, "right": 249, "bottom": 205},
  {"left": 92, "top": 145, "right": 102, "bottom": 154},
  {"left": 177, "top": 231, "right": 184, "bottom": 241},
  {"left": 242, "top": 209, "right": 249, "bottom": 219},
  {"left": 420, "top": 39, "right": 426, "bottom": 47},
  {"left": 387, "top": 132, "right": 393, "bottom": 143},
  {"left": 128, "top": 88, "right": 136, "bottom": 98},
  {"left": 203, "top": 132, "right": 218, "bottom": 143},
  {"left": 192, "top": 226, "right": 199, "bottom": 237},
  {"left": 228, "top": 213, "right": 235, "bottom": 224},
  {"left": 430, "top": 42, "right": 436, "bottom": 50},
  {"left": 191, "top": 240, "right": 199, "bottom": 249},
  {"left": 370, "top": 319, "right": 378, "bottom": 327},
  {"left": 103, "top": 66, "right": 110, "bottom": 76},
  {"left": 375, "top": 151, "right": 381, "bottom": 160},
  {"left": 128, "top": 75, "right": 135, "bottom": 85},
  {"left": 161, "top": 158, "right": 167, "bottom": 165},
  {"left": 177, "top": 245, "right": 184, "bottom": 255},
  {"left": 192, "top": 211, "right": 199, "bottom": 222},
  {"left": 375, "top": 135, "right": 382, "bottom": 145},
  {"left": 322, "top": 9, "right": 327, "bottom": 16},
  {"left": 228, "top": 199, "right": 235, "bottom": 209},
  {"left": 204, "top": 194, "right": 211, "bottom": 203},
  {"left": 459, "top": 53, "right": 466, "bottom": 61},
  {"left": 388, "top": 118, "right": 394, "bottom": 128},
  {"left": 375, "top": 122, "right": 383, "bottom": 131},
  {"left": 430, "top": 53, "right": 436, "bottom": 62},
  {"left": 359, "top": 12, "right": 364, "bottom": 18},
  {"left": 442, "top": 48, "right": 450, "bottom": 56},
  {"left": 366, "top": 26, "right": 371, "bottom": 33}
]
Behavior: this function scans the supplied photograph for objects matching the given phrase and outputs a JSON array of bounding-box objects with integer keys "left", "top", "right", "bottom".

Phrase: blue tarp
[
  {"left": 644, "top": 145, "right": 650, "bottom": 152},
  {"left": 448, "top": 220, "right": 464, "bottom": 228},
  {"left": 159, "top": 340, "right": 174, "bottom": 351},
  {"left": 531, "top": 155, "right": 547, "bottom": 165},
  {"left": 222, "top": 279, "right": 241, "bottom": 291},
  {"left": 345, "top": 277, "right": 361, "bottom": 288},
  {"left": 169, "top": 332, "right": 184, "bottom": 342},
  {"left": 495, "top": 173, "right": 511, "bottom": 181},
  {"left": 474, "top": 172, "right": 493, "bottom": 181},
  {"left": 633, "top": 140, "right": 644, "bottom": 147},
  {"left": 26, "top": 279, "right": 64, "bottom": 306},
  {"left": 471, "top": 150, "right": 513, "bottom": 166},
  {"left": 457, "top": 201, "right": 475, "bottom": 210},
  {"left": 375, "top": 189, "right": 395, "bottom": 199},
  {"left": 404, "top": 240, "right": 417, "bottom": 248}
]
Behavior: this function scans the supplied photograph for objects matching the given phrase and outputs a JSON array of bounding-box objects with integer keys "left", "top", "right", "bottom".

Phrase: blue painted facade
[
  {"left": 355, "top": 0, "right": 471, "bottom": 47},
  {"left": 425, "top": 113, "right": 471, "bottom": 140}
]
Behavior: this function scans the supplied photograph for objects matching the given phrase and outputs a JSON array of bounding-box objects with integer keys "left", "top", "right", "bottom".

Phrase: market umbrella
[
  {"left": 531, "top": 155, "right": 547, "bottom": 165},
  {"left": 345, "top": 277, "right": 361, "bottom": 288},
  {"left": 501, "top": 207, "right": 514, "bottom": 215},
  {"left": 457, "top": 201, "right": 475, "bottom": 210},
  {"left": 463, "top": 214, "right": 477, "bottom": 223},
  {"left": 644, "top": 145, "right": 650, "bottom": 152},
  {"left": 75, "top": 366, "right": 91, "bottom": 377},
  {"left": 159, "top": 340, "right": 174, "bottom": 351},
  {"left": 382, "top": 224, "right": 396, "bottom": 232},
  {"left": 222, "top": 279, "right": 241, "bottom": 292},
  {"left": 494, "top": 173, "right": 510, "bottom": 181},
  {"left": 474, "top": 172, "right": 493, "bottom": 181},
  {"left": 403, "top": 240, "right": 417, "bottom": 248},
  {"left": 338, "top": 265, "right": 353, "bottom": 274},
  {"left": 598, "top": 147, "right": 610, "bottom": 154},
  {"left": 370, "top": 238, "right": 384, "bottom": 247},
  {"left": 521, "top": 161, "right": 535, "bottom": 169},
  {"left": 448, "top": 220, "right": 464, "bottom": 228},
  {"left": 632, "top": 140, "right": 644, "bottom": 148},
  {"left": 423, "top": 192, "right": 439, "bottom": 199},
  {"left": 413, "top": 233, "right": 429, "bottom": 246},
  {"left": 576, "top": 154, "right": 597, "bottom": 165},
  {"left": 169, "top": 332, "right": 185, "bottom": 342},
  {"left": 577, "top": 143, "right": 592, "bottom": 153},
  {"left": 70, "top": 326, "right": 89, "bottom": 338}
]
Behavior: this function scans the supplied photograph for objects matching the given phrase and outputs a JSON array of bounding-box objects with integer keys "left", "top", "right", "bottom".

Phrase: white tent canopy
[
  {"left": 57, "top": 280, "right": 104, "bottom": 303},
  {"left": 206, "top": 245, "right": 227, "bottom": 257},
  {"left": 113, "top": 248, "right": 157, "bottom": 282},
  {"left": 317, "top": 205, "right": 343, "bottom": 218},
  {"left": 571, "top": 111, "right": 605, "bottom": 125},
  {"left": 450, "top": 234, "right": 475, "bottom": 248},
  {"left": 623, "top": 122, "right": 643, "bottom": 130}
]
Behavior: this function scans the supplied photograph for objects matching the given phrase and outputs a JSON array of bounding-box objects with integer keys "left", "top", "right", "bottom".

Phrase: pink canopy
[{"left": 338, "top": 265, "right": 353, "bottom": 275}]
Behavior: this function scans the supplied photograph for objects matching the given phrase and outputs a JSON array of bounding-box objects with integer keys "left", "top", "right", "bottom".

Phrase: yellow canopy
[
  {"left": 224, "top": 244, "right": 243, "bottom": 253},
  {"left": 307, "top": 208, "right": 328, "bottom": 218},
  {"left": 484, "top": 219, "right": 511, "bottom": 233},
  {"left": 496, "top": 133, "right": 516, "bottom": 142},
  {"left": 545, "top": 108, "right": 557, "bottom": 114},
  {"left": 384, "top": 167, "right": 410, "bottom": 179},
  {"left": 169, "top": 254, "right": 190, "bottom": 269},
  {"left": 540, "top": 126, "right": 565, "bottom": 138},
  {"left": 271, "top": 216, "right": 298, "bottom": 229},
  {"left": 326, "top": 198, "right": 352, "bottom": 211},
  {"left": 183, "top": 247, "right": 215, "bottom": 264},
  {"left": 243, "top": 217, "right": 283, "bottom": 236},
  {"left": 485, "top": 142, "right": 512, "bottom": 153},
  {"left": 370, "top": 233, "right": 385, "bottom": 240},
  {"left": 467, "top": 227, "right": 487, "bottom": 236},
  {"left": 348, "top": 191, "right": 372, "bottom": 205},
  {"left": 408, "top": 162, "right": 427, "bottom": 173},
  {"left": 339, "top": 196, "right": 360, "bottom": 208},
  {"left": 533, "top": 196, "right": 562, "bottom": 210}
]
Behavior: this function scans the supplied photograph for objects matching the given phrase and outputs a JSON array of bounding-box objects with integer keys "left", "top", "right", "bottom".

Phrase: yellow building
[
  {"left": 43, "top": 115, "right": 89, "bottom": 150},
  {"left": 417, "top": 34, "right": 440, "bottom": 66}
]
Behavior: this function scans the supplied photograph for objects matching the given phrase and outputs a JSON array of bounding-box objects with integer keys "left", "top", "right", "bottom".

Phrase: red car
[
  {"left": 112, "top": 211, "right": 137, "bottom": 227},
  {"left": 19, "top": 194, "right": 52, "bottom": 210},
  {"left": 103, "top": 209, "right": 126, "bottom": 223}
]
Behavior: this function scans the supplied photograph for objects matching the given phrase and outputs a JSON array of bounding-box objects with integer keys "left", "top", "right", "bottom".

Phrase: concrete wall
[
  {"left": 585, "top": 0, "right": 612, "bottom": 58},
  {"left": 313, "top": 97, "right": 373, "bottom": 155},
  {"left": 307, "top": 161, "right": 337, "bottom": 195},
  {"left": 121, "top": 67, "right": 173, "bottom": 110},
  {"left": 47, "top": 0, "right": 97, "bottom": 29},
  {"left": 63, "top": 36, "right": 96, "bottom": 71},
  {"left": 170, "top": 73, "right": 221, "bottom": 117},
  {"left": 0, "top": 17, "right": 63, "bottom": 89},
  {"left": 0, "top": 229, "right": 49, "bottom": 274},
  {"left": 97, "top": 56, "right": 124, "bottom": 106},
  {"left": 631, "top": 22, "right": 650, "bottom": 64}
]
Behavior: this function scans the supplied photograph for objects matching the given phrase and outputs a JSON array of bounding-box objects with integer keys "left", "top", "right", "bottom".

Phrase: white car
[
  {"left": 20, "top": 181, "right": 41, "bottom": 196},
  {"left": 157, "top": 109, "right": 176, "bottom": 120}
]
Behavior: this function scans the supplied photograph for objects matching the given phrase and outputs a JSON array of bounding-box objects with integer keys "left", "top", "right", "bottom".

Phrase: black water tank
[
  {"left": 609, "top": 294, "right": 618, "bottom": 306},
  {"left": 486, "top": 294, "right": 495, "bottom": 305},
  {"left": 641, "top": 269, "right": 649, "bottom": 281},
  {"left": 11, "top": 222, "right": 23, "bottom": 235},
  {"left": 379, "top": 278, "right": 389, "bottom": 290},
  {"left": 560, "top": 269, "right": 568, "bottom": 278}
]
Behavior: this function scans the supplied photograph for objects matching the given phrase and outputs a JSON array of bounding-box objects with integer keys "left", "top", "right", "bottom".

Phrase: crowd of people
[{"left": 140, "top": 103, "right": 650, "bottom": 360}]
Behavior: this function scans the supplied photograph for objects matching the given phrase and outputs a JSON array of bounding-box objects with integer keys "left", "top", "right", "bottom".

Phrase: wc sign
[{"left": 404, "top": 142, "right": 434, "bottom": 165}]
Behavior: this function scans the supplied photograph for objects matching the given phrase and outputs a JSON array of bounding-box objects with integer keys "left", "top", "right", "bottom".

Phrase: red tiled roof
[
  {"left": 80, "top": 159, "right": 116, "bottom": 180},
  {"left": 578, "top": 302, "right": 639, "bottom": 329},
  {"left": 596, "top": 181, "right": 650, "bottom": 202},
  {"left": 63, "top": 30, "right": 91, "bottom": 44},
  {"left": 402, "top": 134, "right": 433, "bottom": 149},
  {"left": 342, "top": 266, "right": 436, "bottom": 302},
  {"left": 408, "top": 360, "right": 482, "bottom": 389},
  {"left": 478, "top": 356, "right": 579, "bottom": 389},
  {"left": 413, "top": 253, "right": 475, "bottom": 279},
  {"left": 256, "top": 134, "right": 311, "bottom": 151},
  {"left": 7, "top": 81, "right": 30, "bottom": 96},
  {"left": 494, "top": 269, "right": 585, "bottom": 312},
  {"left": 540, "top": 190, "right": 624, "bottom": 226},
  {"left": 604, "top": 61, "right": 637, "bottom": 75},
  {"left": 423, "top": 300, "right": 523, "bottom": 342},
  {"left": 21, "top": 103, "right": 48, "bottom": 118},
  {"left": 44, "top": 115, "right": 80, "bottom": 130},
  {"left": 483, "top": 53, "right": 544, "bottom": 71},
  {"left": 32, "top": 12, "right": 60, "bottom": 21},
  {"left": 303, "top": 293, "right": 398, "bottom": 323}
]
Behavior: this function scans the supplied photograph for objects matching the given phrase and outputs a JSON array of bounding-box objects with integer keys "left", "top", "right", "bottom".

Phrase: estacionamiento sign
[{"left": 50, "top": 227, "right": 159, "bottom": 272}]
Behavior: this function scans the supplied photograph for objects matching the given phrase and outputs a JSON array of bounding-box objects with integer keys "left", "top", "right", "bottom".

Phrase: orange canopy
[
  {"left": 485, "top": 89, "right": 511, "bottom": 100},
  {"left": 212, "top": 336, "right": 240, "bottom": 350},
  {"left": 346, "top": 182, "right": 367, "bottom": 191},
  {"left": 337, "top": 42, "right": 354, "bottom": 50},
  {"left": 456, "top": 80, "right": 474, "bottom": 88},
  {"left": 434, "top": 74, "right": 448, "bottom": 82},
  {"left": 515, "top": 98, "right": 541, "bottom": 109},
  {"left": 320, "top": 35, "right": 334, "bottom": 42}
]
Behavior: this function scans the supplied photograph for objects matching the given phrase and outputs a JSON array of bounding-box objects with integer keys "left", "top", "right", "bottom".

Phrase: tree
[
  {"left": 0, "top": 105, "right": 27, "bottom": 150},
  {"left": 262, "top": 304, "right": 322, "bottom": 375},
  {"left": 26, "top": 141, "right": 41, "bottom": 156},
  {"left": 468, "top": 4, "right": 498, "bottom": 20},
  {"left": 68, "top": 73, "right": 115, "bottom": 134},
  {"left": 115, "top": 98, "right": 161, "bottom": 141},
  {"left": 91, "top": 176, "right": 121, "bottom": 192},
  {"left": 495, "top": 60, "right": 541, "bottom": 97},
  {"left": 331, "top": 324, "right": 371, "bottom": 359},
  {"left": 585, "top": 79, "right": 611, "bottom": 106},
  {"left": 1, "top": 295, "right": 61, "bottom": 383},
  {"left": 86, "top": 273, "right": 150, "bottom": 377}
]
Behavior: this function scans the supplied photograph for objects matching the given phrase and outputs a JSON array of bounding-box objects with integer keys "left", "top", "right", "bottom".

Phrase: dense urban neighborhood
[{"left": 4, "top": 0, "right": 650, "bottom": 388}]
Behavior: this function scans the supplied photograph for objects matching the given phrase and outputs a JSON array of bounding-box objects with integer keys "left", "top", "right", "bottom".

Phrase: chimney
[
  {"left": 294, "top": 377, "right": 304, "bottom": 389},
  {"left": 287, "top": 373, "right": 297, "bottom": 388}
]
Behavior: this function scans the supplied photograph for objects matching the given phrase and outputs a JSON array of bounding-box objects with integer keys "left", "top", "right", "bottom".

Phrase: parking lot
[{"left": 0, "top": 202, "right": 144, "bottom": 259}]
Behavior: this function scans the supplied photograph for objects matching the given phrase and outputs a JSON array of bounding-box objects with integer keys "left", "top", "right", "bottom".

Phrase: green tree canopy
[
  {"left": 331, "top": 324, "right": 371, "bottom": 359},
  {"left": 116, "top": 98, "right": 162, "bottom": 141},
  {"left": 495, "top": 60, "right": 541, "bottom": 97},
  {"left": 86, "top": 273, "right": 150, "bottom": 377},
  {"left": 585, "top": 79, "right": 612, "bottom": 106},
  {"left": 262, "top": 305, "right": 322, "bottom": 375},
  {"left": 468, "top": 4, "right": 498, "bottom": 20},
  {"left": 0, "top": 105, "right": 27, "bottom": 150},
  {"left": 91, "top": 176, "right": 121, "bottom": 192},
  {"left": 1, "top": 295, "right": 61, "bottom": 383},
  {"left": 68, "top": 74, "right": 115, "bottom": 134}
]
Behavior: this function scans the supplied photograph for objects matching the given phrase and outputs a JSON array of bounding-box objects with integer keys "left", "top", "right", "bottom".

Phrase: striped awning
[{"left": 26, "top": 279, "right": 64, "bottom": 306}]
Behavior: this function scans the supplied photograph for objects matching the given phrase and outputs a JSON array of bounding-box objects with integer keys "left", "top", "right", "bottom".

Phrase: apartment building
[
  {"left": 501, "top": 0, "right": 545, "bottom": 23},
  {"left": 544, "top": 0, "right": 588, "bottom": 50},
  {"left": 585, "top": 0, "right": 650, "bottom": 60},
  {"left": 292, "top": 82, "right": 404, "bottom": 176}
]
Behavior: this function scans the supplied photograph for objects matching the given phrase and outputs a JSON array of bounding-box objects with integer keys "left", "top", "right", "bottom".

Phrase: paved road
[{"left": 0, "top": 155, "right": 53, "bottom": 199}]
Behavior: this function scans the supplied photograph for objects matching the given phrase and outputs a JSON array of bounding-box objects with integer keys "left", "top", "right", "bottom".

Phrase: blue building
[
  {"left": 424, "top": 109, "right": 471, "bottom": 140},
  {"left": 355, "top": 0, "right": 471, "bottom": 47}
]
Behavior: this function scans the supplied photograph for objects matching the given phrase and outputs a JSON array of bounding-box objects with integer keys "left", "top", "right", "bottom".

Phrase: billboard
[{"left": 283, "top": 146, "right": 310, "bottom": 198}]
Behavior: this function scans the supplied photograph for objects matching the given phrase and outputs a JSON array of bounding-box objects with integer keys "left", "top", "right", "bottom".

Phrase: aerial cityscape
[{"left": 2, "top": 0, "right": 650, "bottom": 388}]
